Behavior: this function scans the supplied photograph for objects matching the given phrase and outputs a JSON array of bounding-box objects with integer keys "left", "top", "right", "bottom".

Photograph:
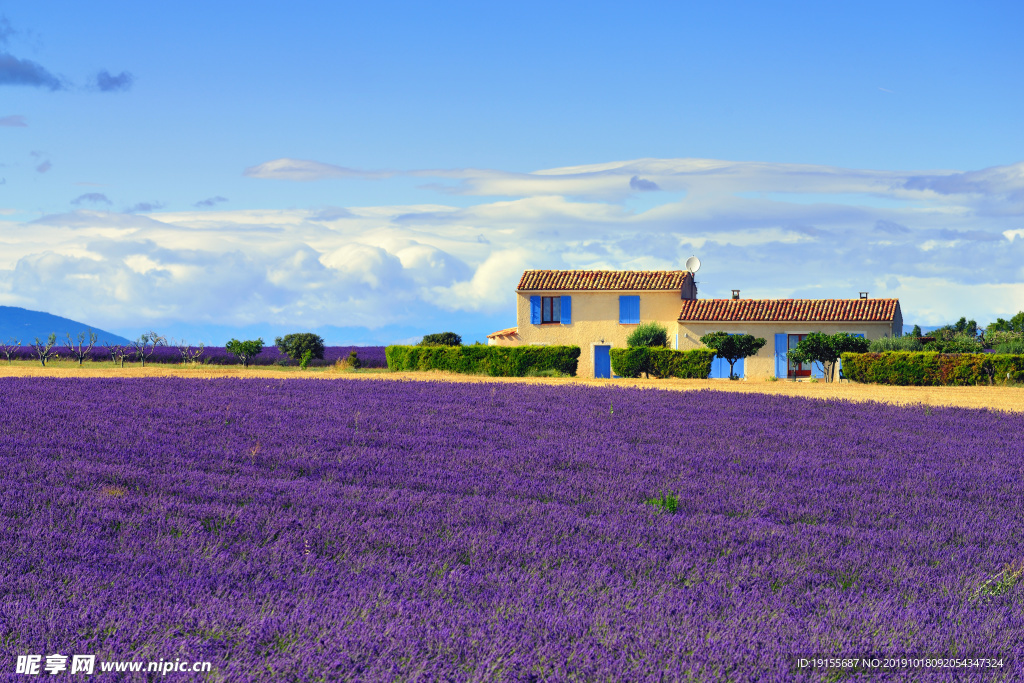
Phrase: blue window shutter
[
  {"left": 619, "top": 296, "right": 640, "bottom": 324},
  {"left": 561, "top": 296, "right": 571, "bottom": 324},
  {"left": 774, "top": 333, "right": 787, "bottom": 378},
  {"left": 530, "top": 296, "right": 541, "bottom": 324}
]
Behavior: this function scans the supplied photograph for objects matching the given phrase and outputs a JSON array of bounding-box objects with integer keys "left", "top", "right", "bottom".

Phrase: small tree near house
[
  {"left": 226, "top": 338, "right": 264, "bottom": 368},
  {"left": 66, "top": 330, "right": 98, "bottom": 365},
  {"left": 788, "top": 332, "right": 869, "bottom": 383},
  {"left": 699, "top": 332, "right": 766, "bottom": 380}
]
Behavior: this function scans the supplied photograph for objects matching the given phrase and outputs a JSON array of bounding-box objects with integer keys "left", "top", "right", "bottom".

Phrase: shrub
[
  {"left": 994, "top": 341, "right": 1024, "bottom": 355},
  {"left": 985, "top": 329, "right": 1024, "bottom": 349},
  {"left": 626, "top": 322, "right": 668, "bottom": 349},
  {"left": 275, "top": 333, "right": 325, "bottom": 363},
  {"left": 644, "top": 492, "right": 680, "bottom": 514},
  {"left": 610, "top": 348, "right": 715, "bottom": 379},
  {"left": 841, "top": 351, "right": 1024, "bottom": 386},
  {"left": 924, "top": 333, "right": 983, "bottom": 354},
  {"left": 869, "top": 335, "right": 922, "bottom": 352},
  {"left": 385, "top": 345, "right": 579, "bottom": 377},
  {"left": 419, "top": 332, "right": 462, "bottom": 347}
]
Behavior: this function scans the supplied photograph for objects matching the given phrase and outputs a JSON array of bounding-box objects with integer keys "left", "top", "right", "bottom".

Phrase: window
[
  {"left": 529, "top": 295, "right": 572, "bottom": 325},
  {"left": 619, "top": 295, "right": 640, "bottom": 324},
  {"left": 542, "top": 296, "right": 561, "bottom": 323}
]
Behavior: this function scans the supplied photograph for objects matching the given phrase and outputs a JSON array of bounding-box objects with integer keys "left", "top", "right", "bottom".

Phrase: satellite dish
[{"left": 685, "top": 255, "right": 701, "bottom": 273}]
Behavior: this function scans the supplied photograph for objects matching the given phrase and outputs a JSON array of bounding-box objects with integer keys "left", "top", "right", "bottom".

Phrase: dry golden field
[{"left": 1, "top": 361, "right": 1022, "bottom": 413}]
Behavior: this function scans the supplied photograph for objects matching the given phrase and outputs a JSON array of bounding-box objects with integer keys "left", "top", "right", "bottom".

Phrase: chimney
[
  {"left": 731, "top": 289, "right": 740, "bottom": 300},
  {"left": 859, "top": 292, "right": 868, "bottom": 300}
]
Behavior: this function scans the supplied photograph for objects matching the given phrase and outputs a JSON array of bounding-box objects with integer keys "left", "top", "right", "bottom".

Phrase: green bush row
[
  {"left": 840, "top": 351, "right": 1024, "bottom": 386},
  {"left": 610, "top": 348, "right": 715, "bottom": 379},
  {"left": 385, "top": 345, "right": 580, "bottom": 377}
]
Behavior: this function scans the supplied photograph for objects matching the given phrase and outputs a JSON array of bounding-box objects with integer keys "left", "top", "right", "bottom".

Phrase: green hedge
[
  {"left": 610, "top": 348, "right": 715, "bottom": 379},
  {"left": 385, "top": 345, "right": 580, "bottom": 377},
  {"left": 840, "top": 351, "right": 1024, "bottom": 386}
]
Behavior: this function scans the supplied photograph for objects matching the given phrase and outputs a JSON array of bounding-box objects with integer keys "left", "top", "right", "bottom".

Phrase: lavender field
[{"left": 2, "top": 378, "right": 1023, "bottom": 681}]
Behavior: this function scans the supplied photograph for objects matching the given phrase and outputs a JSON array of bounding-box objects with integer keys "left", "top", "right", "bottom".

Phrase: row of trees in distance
[{"left": 2, "top": 330, "right": 344, "bottom": 368}]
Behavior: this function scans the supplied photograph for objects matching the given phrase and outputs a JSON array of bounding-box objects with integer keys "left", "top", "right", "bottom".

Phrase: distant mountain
[{"left": 0, "top": 306, "right": 131, "bottom": 345}]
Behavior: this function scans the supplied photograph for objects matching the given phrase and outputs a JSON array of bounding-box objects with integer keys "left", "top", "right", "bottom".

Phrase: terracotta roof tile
[
  {"left": 677, "top": 298, "right": 900, "bottom": 322},
  {"left": 486, "top": 327, "right": 519, "bottom": 338},
  {"left": 518, "top": 270, "right": 692, "bottom": 291}
]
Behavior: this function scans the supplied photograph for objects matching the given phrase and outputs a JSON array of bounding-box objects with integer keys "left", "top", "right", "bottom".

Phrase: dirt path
[{"left": 1, "top": 364, "right": 1022, "bottom": 413}]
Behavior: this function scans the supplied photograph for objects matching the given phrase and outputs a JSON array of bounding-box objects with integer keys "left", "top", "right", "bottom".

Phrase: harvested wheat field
[{"left": 1, "top": 362, "right": 1022, "bottom": 413}]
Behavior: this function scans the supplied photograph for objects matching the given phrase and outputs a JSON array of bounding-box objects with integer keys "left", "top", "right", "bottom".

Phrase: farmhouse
[{"left": 487, "top": 269, "right": 903, "bottom": 379}]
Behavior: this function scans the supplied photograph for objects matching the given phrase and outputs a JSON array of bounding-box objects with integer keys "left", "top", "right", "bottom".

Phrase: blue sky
[{"left": 2, "top": 1, "right": 1023, "bottom": 344}]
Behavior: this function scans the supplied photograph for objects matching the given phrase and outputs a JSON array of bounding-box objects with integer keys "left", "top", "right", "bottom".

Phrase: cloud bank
[{"left": 3, "top": 158, "right": 1024, "bottom": 338}]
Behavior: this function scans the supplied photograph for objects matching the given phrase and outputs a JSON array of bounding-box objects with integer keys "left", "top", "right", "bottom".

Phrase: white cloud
[
  {"left": 430, "top": 248, "right": 532, "bottom": 312},
  {"left": 2, "top": 158, "right": 1024, "bottom": 333},
  {"left": 243, "top": 158, "right": 393, "bottom": 181}
]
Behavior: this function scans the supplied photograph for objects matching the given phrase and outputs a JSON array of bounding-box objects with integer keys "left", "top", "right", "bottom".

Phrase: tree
[
  {"left": 174, "top": 338, "right": 205, "bottom": 364},
  {"left": 699, "top": 332, "right": 766, "bottom": 379},
  {"left": 275, "top": 333, "right": 325, "bottom": 362},
  {"left": 911, "top": 324, "right": 923, "bottom": 337},
  {"left": 626, "top": 322, "right": 668, "bottom": 348},
  {"left": 930, "top": 317, "right": 980, "bottom": 341},
  {"left": 226, "top": 338, "right": 264, "bottom": 368},
  {"left": 66, "top": 329, "right": 98, "bottom": 366},
  {"left": 106, "top": 342, "right": 131, "bottom": 368},
  {"left": 419, "top": 332, "right": 462, "bottom": 346},
  {"left": 787, "top": 332, "right": 869, "bottom": 383},
  {"left": 2, "top": 337, "right": 21, "bottom": 364},
  {"left": 32, "top": 334, "right": 57, "bottom": 367},
  {"left": 132, "top": 331, "right": 167, "bottom": 367},
  {"left": 985, "top": 311, "right": 1024, "bottom": 334}
]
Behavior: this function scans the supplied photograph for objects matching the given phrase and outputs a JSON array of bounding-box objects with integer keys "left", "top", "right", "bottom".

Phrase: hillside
[{"left": 0, "top": 306, "right": 131, "bottom": 345}]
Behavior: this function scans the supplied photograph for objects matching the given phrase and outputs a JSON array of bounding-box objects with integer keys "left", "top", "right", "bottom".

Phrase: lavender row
[
  {"left": 1, "top": 379, "right": 1023, "bottom": 681},
  {"left": 0, "top": 345, "right": 388, "bottom": 367}
]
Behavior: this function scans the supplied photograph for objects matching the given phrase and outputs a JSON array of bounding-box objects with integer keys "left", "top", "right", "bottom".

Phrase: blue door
[{"left": 594, "top": 345, "right": 611, "bottom": 378}]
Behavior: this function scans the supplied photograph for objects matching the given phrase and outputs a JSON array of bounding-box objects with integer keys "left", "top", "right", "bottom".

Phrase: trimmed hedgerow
[
  {"left": 385, "top": 345, "right": 580, "bottom": 377},
  {"left": 841, "top": 351, "right": 1024, "bottom": 386},
  {"left": 610, "top": 348, "right": 715, "bottom": 379}
]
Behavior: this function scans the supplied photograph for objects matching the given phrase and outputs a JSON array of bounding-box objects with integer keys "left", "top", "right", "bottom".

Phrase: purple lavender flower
[{"left": 0, "top": 379, "right": 1021, "bottom": 681}]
